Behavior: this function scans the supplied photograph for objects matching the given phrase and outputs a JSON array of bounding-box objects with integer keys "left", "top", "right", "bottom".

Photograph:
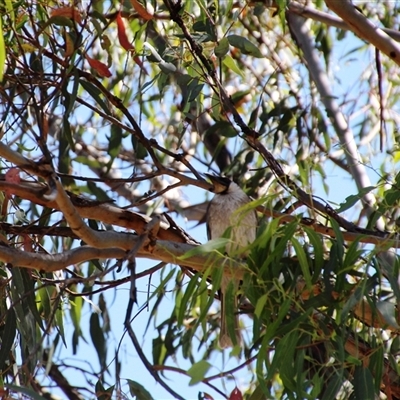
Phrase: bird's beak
[{"left": 203, "top": 173, "right": 230, "bottom": 194}]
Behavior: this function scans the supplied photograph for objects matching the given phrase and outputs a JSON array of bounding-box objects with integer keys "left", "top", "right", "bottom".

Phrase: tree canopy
[{"left": 1, "top": 0, "right": 400, "bottom": 399}]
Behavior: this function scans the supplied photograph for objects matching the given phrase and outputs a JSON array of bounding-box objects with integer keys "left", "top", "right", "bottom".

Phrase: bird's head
[{"left": 204, "top": 174, "right": 232, "bottom": 194}]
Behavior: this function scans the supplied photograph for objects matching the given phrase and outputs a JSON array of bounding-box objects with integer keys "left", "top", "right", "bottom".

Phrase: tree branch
[
  {"left": 287, "top": 1, "right": 400, "bottom": 42},
  {"left": 325, "top": 0, "right": 400, "bottom": 65},
  {"left": 286, "top": 12, "right": 382, "bottom": 226}
]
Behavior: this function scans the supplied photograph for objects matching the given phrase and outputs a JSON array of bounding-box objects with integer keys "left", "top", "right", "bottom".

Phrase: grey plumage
[{"left": 206, "top": 175, "right": 257, "bottom": 348}]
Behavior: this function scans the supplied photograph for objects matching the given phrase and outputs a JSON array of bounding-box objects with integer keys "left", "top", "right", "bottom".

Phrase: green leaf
[
  {"left": 126, "top": 379, "right": 154, "bottom": 400},
  {"left": 69, "top": 290, "right": 83, "bottom": 331},
  {"left": 131, "top": 136, "right": 148, "bottom": 160},
  {"left": 227, "top": 35, "right": 263, "bottom": 58},
  {"left": 206, "top": 120, "right": 237, "bottom": 138},
  {"left": 215, "top": 37, "right": 229, "bottom": 58},
  {"left": 55, "top": 306, "right": 66, "bottom": 347},
  {"left": 5, "top": 384, "right": 49, "bottom": 400},
  {"left": 254, "top": 293, "right": 268, "bottom": 320},
  {"left": 290, "top": 237, "right": 312, "bottom": 290},
  {"left": 376, "top": 300, "right": 400, "bottom": 329},
  {"left": 353, "top": 366, "right": 375, "bottom": 400},
  {"left": 64, "top": 70, "right": 80, "bottom": 117},
  {"left": 276, "top": 331, "right": 299, "bottom": 392},
  {"left": 177, "top": 271, "right": 201, "bottom": 325},
  {"left": 369, "top": 345, "right": 384, "bottom": 394},
  {"left": 224, "top": 279, "right": 239, "bottom": 346},
  {"left": 178, "top": 238, "right": 228, "bottom": 260},
  {"left": 107, "top": 124, "right": 122, "bottom": 160},
  {"left": 264, "top": 296, "right": 291, "bottom": 344},
  {"left": 303, "top": 227, "right": 324, "bottom": 281},
  {"left": 4, "top": 0, "right": 15, "bottom": 23},
  {"left": 90, "top": 312, "right": 107, "bottom": 370},
  {"left": 36, "top": 286, "right": 51, "bottom": 320},
  {"left": 0, "top": 308, "right": 16, "bottom": 371},
  {"left": 14, "top": 268, "right": 44, "bottom": 330},
  {"left": 59, "top": 117, "right": 73, "bottom": 173},
  {"left": 95, "top": 380, "right": 114, "bottom": 400},
  {"left": 320, "top": 372, "right": 343, "bottom": 400},
  {"left": 79, "top": 79, "right": 111, "bottom": 115},
  {"left": 336, "top": 186, "right": 375, "bottom": 213},
  {"left": 247, "top": 384, "right": 269, "bottom": 400},
  {"left": 222, "top": 54, "right": 245, "bottom": 78},
  {"left": 187, "top": 360, "right": 211, "bottom": 385},
  {"left": 0, "top": 17, "right": 5, "bottom": 82}
]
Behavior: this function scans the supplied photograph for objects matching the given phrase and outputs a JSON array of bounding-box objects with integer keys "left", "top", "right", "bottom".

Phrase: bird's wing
[{"left": 205, "top": 200, "right": 212, "bottom": 240}]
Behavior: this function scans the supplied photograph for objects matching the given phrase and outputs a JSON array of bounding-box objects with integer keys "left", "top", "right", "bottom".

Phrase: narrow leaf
[
  {"left": 290, "top": 237, "right": 312, "bottom": 289},
  {"left": 353, "top": 366, "right": 375, "bottom": 400},
  {"left": 126, "top": 379, "right": 154, "bottom": 400},
  {"left": 116, "top": 12, "right": 133, "bottom": 51},
  {"left": 90, "top": 312, "right": 107, "bottom": 369},
  {"left": 130, "top": 0, "right": 153, "bottom": 20},
  {"left": 79, "top": 79, "right": 111, "bottom": 114},
  {"left": 227, "top": 35, "right": 263, "bottom": 58},
  {"left": 178, "top": 238, "right": 228, "bottom": 260},
  {"left": 5, "top": 384, "right": 49, "bottom": 400},
  {"left": 0, "top": 308, "right": 16, "bottom": 371},
  {"left": 222, "top": 54, "right": 244, "bottom": 78},
  {"left": 336, "top": 186, "right": 375, "bottom": 213},
  {"left": 0, "top": 17, "right": 5, "bottom": 82}
]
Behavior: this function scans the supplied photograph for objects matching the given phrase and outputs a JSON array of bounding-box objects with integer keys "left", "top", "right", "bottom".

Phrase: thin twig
[{"left": 124, "top": 323, "right": 185, "bottom": 400}]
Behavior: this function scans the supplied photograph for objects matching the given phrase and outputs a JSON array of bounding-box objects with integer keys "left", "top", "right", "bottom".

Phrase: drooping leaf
[
  {"left": 130, "top": 0, "right": 153, "bottom": 21},
  {"left": 0, "top": 307, "right": 16, "bottom": 371},
  {"left": 107, "top": 123, "right": 123, "bottom": 160},
  {"left": 215, "top": 37, "right": 229, "bottom": 58},
  {"left": 126, "top": 379, "right": 154, "bottom": 400},
  {"left": 227, "top": 35, "right": 263, "bottom": 58},
  {"left": 5, "top": 384, "right": 50, "bottom": 400},
  {"left": 222, "top": 54, "right": 244, "bottom": 78},
  {"left": 116, "top": 12, "right": 133, "bottom": 51},
  {"left": 336, "top": 186, "right": 376, "bottom": 213},
  {"left": 178, "top": 238, "right": 229, "bottom": 260},
  {"left": 353, "top": 366, "right": 375, "bottom": 400},
  {"left": 187, "top": 360, "right": 211, "bottom": 385},
  {"left": 0, "top": 17, "right": 5, "bottom": 82},
  {"left": 90, "top": 312, "right": 107, "bottom": 369},
  {"left": 79, "top": 79, "right": 111, "bottom": 114}
]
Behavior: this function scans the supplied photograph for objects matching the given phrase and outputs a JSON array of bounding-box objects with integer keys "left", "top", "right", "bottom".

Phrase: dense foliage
[{"left": 1, "top": 0, "right": 400, "bottom": 399}]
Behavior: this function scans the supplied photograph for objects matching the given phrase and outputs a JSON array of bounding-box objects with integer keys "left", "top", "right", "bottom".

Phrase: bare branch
[
  {"left": 286, "top": 12, "right": 382, "bottom": 226},
  {"left": 0, "top": 179, "right": 192, "bottom": 243},
  {"left": 325, "top": 0, "right": 400, "bottom": 65},
  {"left": 287, "top": 1, "right": 400, "bottom": 42}
]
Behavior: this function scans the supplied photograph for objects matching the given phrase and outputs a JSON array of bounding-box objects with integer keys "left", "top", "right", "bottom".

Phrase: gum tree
[{"left": 1, "top": 1, "right": 400, "bottom": 399}]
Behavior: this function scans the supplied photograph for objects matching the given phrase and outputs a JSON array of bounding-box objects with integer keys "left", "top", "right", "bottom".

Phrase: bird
[{"left": 205, "top": 174, "right": 257, "bottom": 348}]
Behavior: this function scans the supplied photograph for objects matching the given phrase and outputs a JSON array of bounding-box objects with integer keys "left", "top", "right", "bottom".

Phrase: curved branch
[
  {"left": 287, "top": 1, "right": 400, "bottom": 42},
  {"left": 325, "top": 0, "right": 400, "bottom": 65},
  {"left": 286, "top": 12, "right": 381, "bottom": 225},
  {"left": 0, "top": 179, "right": 195, "bottom": 243},
  {"left": 0, "top": 239, "right": 244, "bottom": 277},
  {"left": 1, "top": 217, "right": 400, "bottom": 274}
]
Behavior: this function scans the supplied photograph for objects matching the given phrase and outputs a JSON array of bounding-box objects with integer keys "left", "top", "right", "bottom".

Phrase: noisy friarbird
[{"left": 205, "top": 174, "right": 257, "bottom": 348}]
